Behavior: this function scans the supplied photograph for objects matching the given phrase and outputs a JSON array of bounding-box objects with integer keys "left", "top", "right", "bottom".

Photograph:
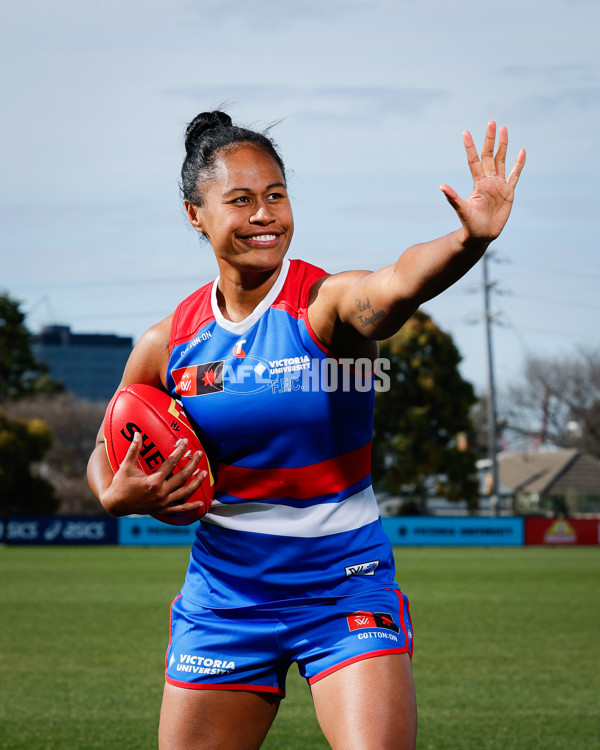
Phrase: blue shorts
[{"left": 165, "top": 589, "right": 413, "bottom": 696}]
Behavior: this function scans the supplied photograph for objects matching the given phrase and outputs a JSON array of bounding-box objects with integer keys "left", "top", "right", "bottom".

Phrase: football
[{"left": 103, "top": 383, "right": 214, "bottom": 525}]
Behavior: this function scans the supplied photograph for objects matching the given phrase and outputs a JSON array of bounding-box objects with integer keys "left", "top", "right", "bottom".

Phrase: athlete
[{"left": 88, "top": 111, "right": 525, "bottom": 750}]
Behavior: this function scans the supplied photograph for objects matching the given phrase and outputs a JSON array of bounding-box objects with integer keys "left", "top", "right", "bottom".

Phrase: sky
[{"left": 1, "top": 0, "right": 599, "bottom": 397}]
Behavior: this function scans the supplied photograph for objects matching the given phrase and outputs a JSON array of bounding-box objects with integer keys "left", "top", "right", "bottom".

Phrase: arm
[
  {"left": 86, "top": 316, "right": 206, "bottom": 518},
  {"left": 308, "top": 122, "right": 526, "bottom": 347}
]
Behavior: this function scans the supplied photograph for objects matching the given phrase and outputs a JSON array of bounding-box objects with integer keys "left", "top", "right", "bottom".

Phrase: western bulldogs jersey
[{"left": 166, "top": 258, "right": 398, "bottom": 609}]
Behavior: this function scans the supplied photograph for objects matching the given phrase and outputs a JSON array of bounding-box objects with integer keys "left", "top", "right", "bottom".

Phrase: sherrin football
[{"left": 103, "top": 383, "right": 214, "bottom": 525}]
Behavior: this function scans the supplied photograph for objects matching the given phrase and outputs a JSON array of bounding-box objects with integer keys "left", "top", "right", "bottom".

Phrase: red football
[{"left": 103, "top": 383, "right": 214, "bottom": 525}]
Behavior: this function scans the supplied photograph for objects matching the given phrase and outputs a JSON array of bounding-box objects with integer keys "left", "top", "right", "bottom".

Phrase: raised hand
[{"left": 440, "top": 121, "right": 526, "bottom": 243}]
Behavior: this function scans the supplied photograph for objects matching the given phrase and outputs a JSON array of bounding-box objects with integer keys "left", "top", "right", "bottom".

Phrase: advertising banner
[
  {"left": 381, "top": 516, "right": 524, "bottom": 547},
  {"left": 118, "top": 516, "right": 198, "bottom": 546},
  {"left": 1, "top": 516, "right": 118, "bottom": 545},
  {"left": 525, "top": 518, "right": 600, "bottom": 546}
]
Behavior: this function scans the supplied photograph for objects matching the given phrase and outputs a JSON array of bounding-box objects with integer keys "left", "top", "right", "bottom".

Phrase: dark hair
[{"left": 181, "top": 111, "right": 287, "bottom": 205}]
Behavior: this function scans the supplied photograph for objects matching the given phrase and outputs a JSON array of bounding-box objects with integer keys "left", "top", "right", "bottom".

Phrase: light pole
[{"left": 483, "top": 253, "right": 500, "bottom": 515}]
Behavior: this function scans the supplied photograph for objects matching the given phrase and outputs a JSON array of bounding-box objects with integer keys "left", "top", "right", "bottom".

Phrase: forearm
[
  {"left": 394, "top": 227, "right": 488, "bottom": 308},
  {"left": 87, "top": 442, "right": 122, "bottom": 516}
]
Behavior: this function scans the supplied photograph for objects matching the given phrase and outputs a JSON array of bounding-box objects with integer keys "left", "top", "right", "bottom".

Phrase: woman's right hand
[{"left": 97, "top": 432, "right": 208, "bottom": 519}]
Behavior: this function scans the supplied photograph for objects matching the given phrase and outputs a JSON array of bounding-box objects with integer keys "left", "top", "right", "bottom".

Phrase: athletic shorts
[{"left": 165, "top": 588, "right": 413, "bottom": 696}]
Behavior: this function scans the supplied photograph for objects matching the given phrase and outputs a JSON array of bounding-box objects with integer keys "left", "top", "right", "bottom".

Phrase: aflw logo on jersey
[
  {"left": 347, "top": 611, "right": 400, "bottom": 633},
  {"left": 345, "top": 559, "right": 379, "bottom": 577},
  {"left": 172, "top": 362, "right": 224, "bottom": 396}
]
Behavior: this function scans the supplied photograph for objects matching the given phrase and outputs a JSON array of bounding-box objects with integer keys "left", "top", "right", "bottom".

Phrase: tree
[
  {"left": 0, "top": 411, "right": 57, "bottom": 515},
  {"left": 3, "top": 394, "right": 106, "bottom": 514},
  {"left": 373, "top": 311, "right": 479, "bottom": 512},
  {"left": 503, "top": 348, "right": 600, "bottom": 457},
  {"left": 0, "top": 293, "right": 63, "bottom": 402}
]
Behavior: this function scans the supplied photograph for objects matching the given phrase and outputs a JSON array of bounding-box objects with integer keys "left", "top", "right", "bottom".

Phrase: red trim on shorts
[
  {"left": 165, "top": 593, "right": 183, "bottom": 671},
  {"left": 390, "top": 588, "right": 414, "bottom": 659},
  {"left": 165, "top": 676, "right": 285, "bottom": 697},
  {"left": 307, "top": 647, "right": 410, "bottom": 685}
]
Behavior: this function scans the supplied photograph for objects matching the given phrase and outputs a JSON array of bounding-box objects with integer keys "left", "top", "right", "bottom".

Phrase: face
[{"left": 186, "top": 144, "right": 294, "bottom": 275}]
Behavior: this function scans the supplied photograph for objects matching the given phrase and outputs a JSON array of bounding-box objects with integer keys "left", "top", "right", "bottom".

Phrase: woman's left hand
[{"left": 439, "top": 121, "right": 526, "bottom": 243}]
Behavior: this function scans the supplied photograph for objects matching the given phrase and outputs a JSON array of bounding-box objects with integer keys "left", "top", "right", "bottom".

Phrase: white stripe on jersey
[{"left": 203, "top": 486, "right": 380, "bottom": 538}]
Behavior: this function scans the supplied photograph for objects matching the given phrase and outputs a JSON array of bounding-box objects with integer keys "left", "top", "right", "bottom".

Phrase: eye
[
  {"left": 267, "top": 191, "right": 285, "bottom": 201},
  {"left": 231, "top": 196, "right": 250, "bottom": 204}
]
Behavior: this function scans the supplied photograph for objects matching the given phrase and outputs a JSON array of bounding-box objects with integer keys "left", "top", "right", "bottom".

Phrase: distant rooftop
[{"left": 36, "top": 325, "right": 132, "bottom": 348}]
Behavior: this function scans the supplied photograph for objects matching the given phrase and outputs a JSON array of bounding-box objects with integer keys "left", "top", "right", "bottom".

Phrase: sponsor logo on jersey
[
  {"left": 172, "top": 357, "right": 277, "bottom": 396},
  {"left": 175, "top": 330, "right": 213, "bottom": 364},
  {"left": 233, "top": 339, "right": 247, "bottom": 358},
  {"left": 347, "top": 611, "right": 400, "bottom": 633},
  {"left": 268, "top": 355, "right": 311, "bottom": 375},
  {"left": 172, "top": 361, "right": 225, "bottom": 396},
  {"left": 171, "top": 653, "right": 236, "bottom": 676},
  {"left": 345, "top": 559, "right": 380, "bottom": 577}
]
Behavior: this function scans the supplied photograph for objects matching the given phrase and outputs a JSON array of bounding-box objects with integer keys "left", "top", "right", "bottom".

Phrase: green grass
[{"left": 0, "top": 546, "right": 598, "bottom": 749}]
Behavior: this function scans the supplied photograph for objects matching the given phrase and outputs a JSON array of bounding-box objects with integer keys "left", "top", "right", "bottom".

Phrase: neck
[{"left": 215, "top": 261, "right": 285, "bottom": 322}]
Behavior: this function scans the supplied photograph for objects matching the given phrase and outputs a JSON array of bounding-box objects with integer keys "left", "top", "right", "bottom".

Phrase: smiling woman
[{"left": 87, "top": 109, "right": 524, "bottom": 750}]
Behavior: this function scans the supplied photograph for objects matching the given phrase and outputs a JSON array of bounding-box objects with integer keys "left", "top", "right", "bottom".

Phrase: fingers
[
  {"left": 120, "top": 430, "right": 143, "bottom": 469},
  {"left": 507, "top": 147, "right": 527, "bottom": 190},
  {"left": 164, "top": 467, "right": 208, "bottom": 509},
  {"left": 158, "top": 437, "right": 192, "bottom": 479},
  {"left": 495, "top": 125, "right": 508, "bottom": 179},
  {"left": 463, "top": 129, "right": 485, "bottom": 182},
  {"left": 464, "top": 122, "right": 525, "bottom": 189},
  {"left": 480, "top": 120, "right": 497, "bottom": 175}
]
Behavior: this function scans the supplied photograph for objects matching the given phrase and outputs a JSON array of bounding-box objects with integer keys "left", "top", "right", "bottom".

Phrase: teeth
[{"left": 248, "top": 234, "right": 276, "bottom": 241}]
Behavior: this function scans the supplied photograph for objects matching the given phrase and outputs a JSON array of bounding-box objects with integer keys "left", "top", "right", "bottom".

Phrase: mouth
[{"left": 239, "top": 232, "right": 282, "bottom": 247}]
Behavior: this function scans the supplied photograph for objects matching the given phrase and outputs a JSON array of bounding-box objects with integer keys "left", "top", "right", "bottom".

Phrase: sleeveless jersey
[{"left": 166, "top": 257, "right": 397, "bottom": 609}]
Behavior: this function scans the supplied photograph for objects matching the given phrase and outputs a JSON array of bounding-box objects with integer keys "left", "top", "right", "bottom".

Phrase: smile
[{"left": 240, "top": 233, "right": 282, "bottom": 246}]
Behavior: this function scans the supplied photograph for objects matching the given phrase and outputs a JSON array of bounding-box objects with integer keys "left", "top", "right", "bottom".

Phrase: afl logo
[{"left": 232, "top": 339, "right": 246, "bottom": 358}]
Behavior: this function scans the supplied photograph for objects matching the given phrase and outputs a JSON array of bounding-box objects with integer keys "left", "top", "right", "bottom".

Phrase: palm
[{"left": 440, "top": 122, "right": 526, "bottom": 243}]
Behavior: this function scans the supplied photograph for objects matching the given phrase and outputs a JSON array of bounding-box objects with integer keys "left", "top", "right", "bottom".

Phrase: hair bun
[{"left": 184, "top": 111, "right": 232, "bottom": 154}]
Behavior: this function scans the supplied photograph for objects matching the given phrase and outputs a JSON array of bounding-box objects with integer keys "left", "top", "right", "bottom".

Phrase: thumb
[{"left": 439, "top": 183, "right": 466, "bottom": 216}]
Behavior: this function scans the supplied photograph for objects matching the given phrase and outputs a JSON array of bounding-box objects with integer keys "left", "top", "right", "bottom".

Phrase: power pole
[{"left": 482, "top": 253, "right": 500, "bottom": 515}]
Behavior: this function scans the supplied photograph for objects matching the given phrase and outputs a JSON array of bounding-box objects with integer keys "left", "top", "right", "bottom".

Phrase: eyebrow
[{"left": 222, "top": 182, "right": 287, "bottom": 198}]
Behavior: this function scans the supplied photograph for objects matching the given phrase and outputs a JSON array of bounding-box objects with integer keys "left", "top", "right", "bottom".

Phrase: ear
[{"left": 184, "top": 200, "right": 207, "bottom": 234}]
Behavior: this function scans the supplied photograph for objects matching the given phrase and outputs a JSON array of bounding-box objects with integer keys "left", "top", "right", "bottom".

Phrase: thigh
[
  {"left": 310, "top": 652, "right": 417, "bottom": 750},
  {"left": 159, "top": 682, "right": 279, "bottom": 750}
]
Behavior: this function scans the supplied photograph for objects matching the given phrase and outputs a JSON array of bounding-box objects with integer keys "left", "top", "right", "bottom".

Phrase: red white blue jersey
[{"left": 166, "top": 258, "right": 397, "bottom": 609}]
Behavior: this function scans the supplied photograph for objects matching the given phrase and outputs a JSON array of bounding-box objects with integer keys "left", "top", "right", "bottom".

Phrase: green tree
[
  {"left": 373, "top": 311, "right": 479, "bottom": 512},
  {"left": 0, "top": 412, "right": 58, "bottom": 515},
  {"left": 4, "top": 394, "right": 106, "bottom": 514},
  {"left": 0, "top": 293, "right": 62, "bottom": 402}
]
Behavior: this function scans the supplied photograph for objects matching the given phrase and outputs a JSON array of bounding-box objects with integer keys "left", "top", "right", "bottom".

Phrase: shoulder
[
  {"left": 274, "top": 259, "right": 329, "bottom": 313},
  {"left": 170, "top": 279, "right": 215, "bottom": 350}
]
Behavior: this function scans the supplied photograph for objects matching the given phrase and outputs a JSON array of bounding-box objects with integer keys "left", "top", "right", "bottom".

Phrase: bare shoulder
[
  {"left": 309, "top": 269, "right": 371, "bottom": 302},
  {"left": 120, "top": 314, "right": 174, "bottom": 390},
  {"left": 307, "top": 270, "right": 377, "bottom": 358}
]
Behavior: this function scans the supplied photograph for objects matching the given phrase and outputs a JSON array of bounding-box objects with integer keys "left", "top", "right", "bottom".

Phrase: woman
[{"left": 88, "top": 111, "right": 525, "bottom": 749}]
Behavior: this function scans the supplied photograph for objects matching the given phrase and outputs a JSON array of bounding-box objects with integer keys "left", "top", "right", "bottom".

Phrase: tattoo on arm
[{"left": 356, "top": 298, "right": 385, "bottom": 328}]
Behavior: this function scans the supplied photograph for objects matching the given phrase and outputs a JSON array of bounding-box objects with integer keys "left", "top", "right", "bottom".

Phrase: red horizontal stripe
[{"left": 215, "top": 442, "right": 371, "bottom": 501}]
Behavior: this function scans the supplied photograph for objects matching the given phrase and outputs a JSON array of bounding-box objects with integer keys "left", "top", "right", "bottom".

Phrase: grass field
[{"left": 0, "top": 546, "right": 598, "bottom": 749}]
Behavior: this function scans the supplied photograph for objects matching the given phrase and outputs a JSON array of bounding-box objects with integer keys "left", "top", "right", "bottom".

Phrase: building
[
  {"left": 498, "top": 449, "right": 600, "bottom": 515},
  {"left": 33, "top": 325, "right": 133, "bottom": 402}
]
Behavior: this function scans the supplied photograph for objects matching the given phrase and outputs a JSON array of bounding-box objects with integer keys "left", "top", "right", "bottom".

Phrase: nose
[{"left": 249, "top": 202, "right": 274, "bottom": 224}]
